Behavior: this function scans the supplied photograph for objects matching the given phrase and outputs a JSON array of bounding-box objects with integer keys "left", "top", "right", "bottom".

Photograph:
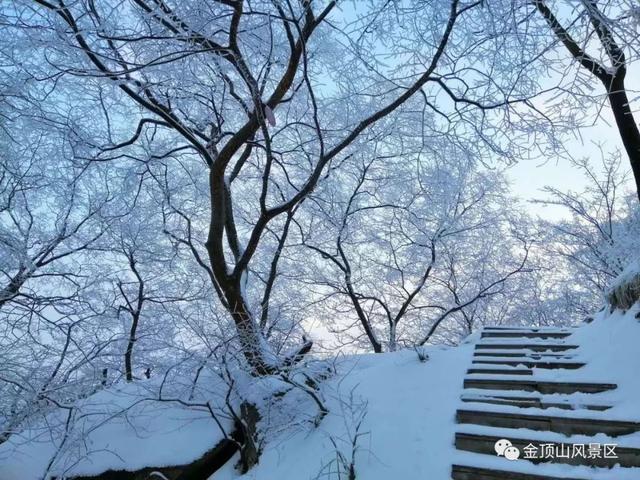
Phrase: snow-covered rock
[
  {"left": 607, "top": 258, "right": 640, "bottom": 310},
  {"left": 0, "top": 377, "right": 233, "bottom": 479}
]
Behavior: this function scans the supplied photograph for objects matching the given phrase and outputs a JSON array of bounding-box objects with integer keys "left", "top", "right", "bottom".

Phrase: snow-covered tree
[
  {"left": 536, "top": 153, "right": 640, "bottom": 317},
  {"left": 6, "top": 0, "right": 563, "bottom": 374},
  {"left": 530, "top": 0, "right": 640, "bottom": 200},
  {"left": 298, "top": 153, "right": 532, "bottom": 351}
]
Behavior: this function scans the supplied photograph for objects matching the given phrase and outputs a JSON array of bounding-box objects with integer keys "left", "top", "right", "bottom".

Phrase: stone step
[
  {"left": 463, "top": 378, "right": 616, "bottom": 394},
  {"left": 467, "top": 368, "right": 533, "bottom": 376},
  {"left": 455, "top": 432, "right": 640, "bottom": 467},
  {"left": 483, "top": 327, "right": 574, "bottom": 331},
  {"left": 472, "top": 360, "right": 585, "bottom": 369},
  {"left": 456, "top": 409, "right": 640, "bottom": 436},
  {"left": 481, "top": 331, "right": 572, "bottom": 339},
  {"left": 474, "top": 353, "right": 576, "bottom": 360},
  {"left": 475, "top": 344, "right": 577, "bottom": 352},
  {"left": 460, "top": 395, "right": 611, "bottom": 411},
  {"left": 451, "top": 464, "right": 585, "bottom": 480}
]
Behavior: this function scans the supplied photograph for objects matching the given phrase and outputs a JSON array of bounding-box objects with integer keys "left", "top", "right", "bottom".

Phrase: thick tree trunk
[
  {"left": 0, "top": 267, "right": 32, "bottom": 309},
  {"left": 221, "top": 284, "right": 313, "bottom": 374},
  {"left": 533, "top": 0, "right": 640, "bottom": 202},
  {"left": 607, "top": 77, "right": 640, "bottom": 202},
  {"left": 207, "top": 167, "right": 277, "bottom": 376},
  {"left": 124, "top": 312, "right": 139, "bottom": 382},
  {"left": 388, "top": 322, "right": 397, "bottom": 352},
  {"left": 237, "top": 402, "right": 261, "bottom": 473},
  {"left": 225, "top": 288, "right": 275, "bottom": 375}
]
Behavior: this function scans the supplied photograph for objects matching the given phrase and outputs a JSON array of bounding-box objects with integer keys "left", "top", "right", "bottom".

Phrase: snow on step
[
  {"left": 456, "top": 409, "right": 640, "bottom": 436},
  {"left": 482, "top": 327, "right": 576, "bottom": 331},
  {"left": 460, "top": 394, "right": 612, "bottom": 412},
  {"left": 451, "top": 463, "right": 587, "bottom": 480},
  {"left": 467, "top": 368, "right": 534, "bottom": 376},
  {"left": 473, "top": 351, "right": 576, "bottom": 361},
  {"left": 457, "top": 398, "right": 623, "bottom": 420},
  {"left": 474, "top": 343, "right": 578, "bottom": 351},
  {"left": 463, "top": 378, "right": 617, "bottom": 394},
  {"left": 472, "top": 360, "right": 585, "bottom": 369},
  {"left": 465, "top": 366, "right": 583, "bottom": 383},
  {"left": 461, "top": 389, "right": 626, "bottom": 413},
  {"left": 481, "top": 331, "right": 573, "bottom": 339}
]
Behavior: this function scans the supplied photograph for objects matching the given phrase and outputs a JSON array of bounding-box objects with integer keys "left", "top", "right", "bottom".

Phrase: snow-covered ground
[
  {"left": 215, "top": 305, "right": 640, "bottom": 480},
  {"left": 215, "top": 343, "right": 475, "bottom": 480},
  {"left": 568, "top": 305, "right": 640, "bottom": 422},
  {"left": 1, "top": 301, "right": 638, "bottom": 480},
  {"left": 0, "top": 342, "right": 476, "bottom": 480},
  {"left": 0, "top": 376, "right": 234, "bottom": 479}
]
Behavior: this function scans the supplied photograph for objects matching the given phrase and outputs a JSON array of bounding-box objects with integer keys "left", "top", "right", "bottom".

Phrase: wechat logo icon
[{"left": 494, "top": 439, "right": 520, "bottom": 461}]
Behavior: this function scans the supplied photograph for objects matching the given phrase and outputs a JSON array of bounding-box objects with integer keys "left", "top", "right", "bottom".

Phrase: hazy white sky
[
  {"left": 338, "top": 0, "right": 638, "bottom": 222},
  {"left": 506, "top": 119, "right": 626, "bottom": 220},
  {"left": 504, "top": 3, "right": 639, "bottom": 222},
  {"left": 506, "top": 71, "right": 638, "bottom": 221}
]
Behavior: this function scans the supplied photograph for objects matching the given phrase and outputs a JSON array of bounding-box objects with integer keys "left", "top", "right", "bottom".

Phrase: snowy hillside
[
  {"left": 0, "top": 342, "right": 475, "bottom": 479},
  {"left": 214, "top": 344, "right": 475, "bottom": 480},
  {"left": 0, "top": 375, "right": 234, "bottom": 479},
  {"left": 1, "top": 300, "right": 639, "bottom": 480},
  {"left": 216, "top": 306, "right": 640, "bottom": 480}
]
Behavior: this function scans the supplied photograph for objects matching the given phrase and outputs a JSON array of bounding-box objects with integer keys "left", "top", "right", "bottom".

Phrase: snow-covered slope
[
  {"left": 569, "top": 304, "right": 640, "bottom": 422},
  {"left": 1, "top": 302, "right": 638, "bottom": 480},
  {"left": 0, "top": 376, "right": 233, "bottom": 479},
  {"left": 214, "top": 342, "right": 476, "bottom": 480},
  {"left": 0, "top": 341, "right": 476, "bottom": 480},
  {"left": 211, "top": 306, "right": 640, "bottom": 480}
]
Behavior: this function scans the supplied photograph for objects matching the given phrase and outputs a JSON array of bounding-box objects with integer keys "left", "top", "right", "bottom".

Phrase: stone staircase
[{"left": 451, "top": 326, "right": 640, "bottom": 479}]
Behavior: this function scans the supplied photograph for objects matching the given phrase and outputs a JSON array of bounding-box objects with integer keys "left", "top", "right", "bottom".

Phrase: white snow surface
[
  {"left": 214, "top": 343, "right": 475, "bottom": 480},
  {"left": 567, "top": 304, "right": 640, "bottom": 421},
  {"left": 213, "top": 306, "right": 640, "bottom": 479},
  {"left": 0, "top": 377, "right": 233, "bottom": 479},
  {"left": 1, "top": 306, "right": 639, "bottom": 480}
]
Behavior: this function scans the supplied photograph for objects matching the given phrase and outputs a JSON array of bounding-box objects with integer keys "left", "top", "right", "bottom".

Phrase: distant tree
[
  {"left": 535, "top": 153, "right": 640, "bottom": 316},
  {"left": 0, "top": 92, "right": 114, "bottom": 443},
  {"left": 299, "top": 155, "right": 531, "bottom": 351},
  {"left": 0, "top": 136, "right": 110, "bottom": 310}
]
